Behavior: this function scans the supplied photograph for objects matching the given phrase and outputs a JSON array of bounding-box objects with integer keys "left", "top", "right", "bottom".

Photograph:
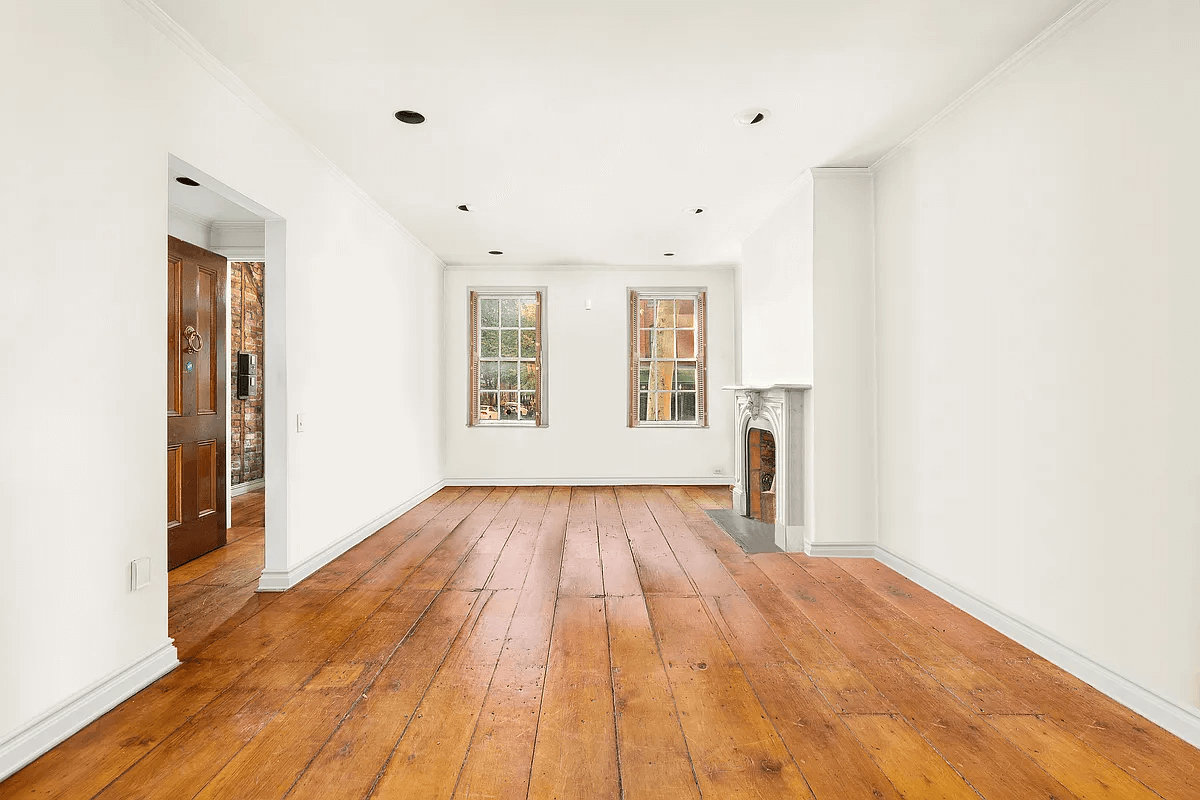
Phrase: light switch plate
[
  {"left": 131, "top": 557, "right": 151, "bottom": 591},
  {"left": 296, "top": 413, "right": 306, "bottom": 433}
]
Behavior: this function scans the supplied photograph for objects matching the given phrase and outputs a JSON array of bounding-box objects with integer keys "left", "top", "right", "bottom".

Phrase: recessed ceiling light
[
  {"left": 394, "top": 110, "right": 426, "bottom": 124},
  {"left": 685, "top": 207, "right": 706, "bottom": 215},
  {"left": 175, "top": 176, "right": 200, "bottom": 187},
  {"left": 663, "top": 252, "right": 675, "bottom": 257},
  {"left": 457, "top": 204, "right": 475, "bottom": 212},
  {"left": 488, "top": 250, "right": 503, "bottom": 255},
  {"left": 734, "top": 108, "right": 771, "bottom": 126}
]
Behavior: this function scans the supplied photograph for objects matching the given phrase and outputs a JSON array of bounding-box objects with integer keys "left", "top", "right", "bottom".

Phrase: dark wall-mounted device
[{"left": 236, "top": 351, "right": 257, "bottom": 400}]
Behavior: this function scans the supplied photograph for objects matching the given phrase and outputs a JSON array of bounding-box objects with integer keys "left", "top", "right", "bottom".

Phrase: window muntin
[
  {"left": 471, "top": 291, "right": 542, "bottom": 426},
  {"left": 630, "top": 290, "right": 706, "bottom": 427}
]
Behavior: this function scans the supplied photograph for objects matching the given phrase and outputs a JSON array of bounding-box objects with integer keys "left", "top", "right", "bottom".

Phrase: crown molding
[
  {"left": 209, "top": 221, "right": 264, "bottom": 233},
  {"left": 124, "top": 0, "right": 446, "bottom": 269},
  {"left": 870, "top": 0, "right": 1118, "bottom": 173},
  {"left": 167, "top": 202, "right": 211, "bottom": 230},
  {"left": 213, "top": 247, "right": 267, "bottom": 261}
]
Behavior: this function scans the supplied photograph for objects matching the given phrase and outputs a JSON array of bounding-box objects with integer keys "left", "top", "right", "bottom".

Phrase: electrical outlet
[
  {"left": 296, "top": 413, "right": 306, "bottom": 433},
  {"left": 713, "top": 467, "right": 725, "bottom": 475},
  {"left": 130, "top": 558, "right": 151, "bottom": 591}
]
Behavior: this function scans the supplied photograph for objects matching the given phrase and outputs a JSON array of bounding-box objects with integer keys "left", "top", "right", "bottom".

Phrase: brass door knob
[{"left": 183, "top": 325, "right": 204, "bottom": 354}]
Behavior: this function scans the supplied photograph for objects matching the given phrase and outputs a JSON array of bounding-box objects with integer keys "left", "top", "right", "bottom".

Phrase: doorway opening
[
  {"left": 226, "top": 260, "right": 267, "bottom": 561},
  {"left": 228, "top": 260, "right": 266, "bottom": 546},
  {"left": 166, "top": 157, "right": 283, "bottom": 653}
]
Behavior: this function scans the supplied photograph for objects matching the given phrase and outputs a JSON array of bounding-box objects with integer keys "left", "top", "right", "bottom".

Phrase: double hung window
[
  {"left": 469, "top": 291, "right": 544, "bottom": 426},
  {"left": 628, "top": 289, "right": 707, "bottom": 427}
]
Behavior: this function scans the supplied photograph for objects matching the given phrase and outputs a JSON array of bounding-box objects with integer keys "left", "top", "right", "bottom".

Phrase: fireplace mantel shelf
[{"left": 722, "top": 384, "right": 812, "bottom": 392}]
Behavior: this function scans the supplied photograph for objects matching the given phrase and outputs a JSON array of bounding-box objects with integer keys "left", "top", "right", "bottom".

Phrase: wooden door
[{"left": 167, "top": 236, "right": 228, "bottom": 569}]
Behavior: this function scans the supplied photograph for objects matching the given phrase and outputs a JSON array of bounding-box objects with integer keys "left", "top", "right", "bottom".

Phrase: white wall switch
[
  {"left": 296, "top": 413, "right": 306, "bottom": 433},
  {"left": 131, "top": 558, "right": 151, "bottom": 591}
]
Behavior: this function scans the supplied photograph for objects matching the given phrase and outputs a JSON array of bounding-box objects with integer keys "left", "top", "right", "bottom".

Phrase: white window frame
[
  {"left": 469, "top": 288, "right": 547, "bottom": 428},
  {"left": 628, "top": 287, "right": 708, "bottom": 428}
]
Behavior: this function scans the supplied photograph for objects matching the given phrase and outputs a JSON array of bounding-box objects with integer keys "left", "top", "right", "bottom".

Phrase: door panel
[
  {"left": 196, "top": 439, "right": 217, "bottom": 516},
  {"left": 196, "top": 266, "right": 217, "bottom": 415},
  {"left": 167, "top": 236, "right": 228, "bottom": 569},
  {"left": 167, "top": 445, "right": 182, "bottom": 527}
]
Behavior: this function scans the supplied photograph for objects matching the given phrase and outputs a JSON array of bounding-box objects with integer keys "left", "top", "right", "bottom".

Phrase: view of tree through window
[
  {"left": 632, "top": 293, "right": 705, "bottom": 425},
  {"left": 477, "top": 294, "right": 540, "bottom": 423}
]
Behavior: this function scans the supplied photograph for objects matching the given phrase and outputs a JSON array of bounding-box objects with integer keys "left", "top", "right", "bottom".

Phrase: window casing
[
  {"left": 469, "top": 290, "right": 544, "bottom": 427},
  {"left": 628, "top": 289, "right": 707, "bottom": 427}
]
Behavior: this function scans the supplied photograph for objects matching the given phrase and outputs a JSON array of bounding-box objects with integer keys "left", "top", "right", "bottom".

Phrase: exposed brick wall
[
  {"left": 747, "top": 428, "right": 777, "bottom": 525},
  {"left": 230, "top": 262, "right": 265, "bottom": 485}
]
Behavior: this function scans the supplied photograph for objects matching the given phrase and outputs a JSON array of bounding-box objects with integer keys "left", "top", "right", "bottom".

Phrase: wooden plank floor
[{"left": 4, "top": 486, "right": 1199, "bottom": 799}]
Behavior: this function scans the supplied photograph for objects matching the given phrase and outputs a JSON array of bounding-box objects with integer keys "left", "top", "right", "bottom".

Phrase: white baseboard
[
  {"left": 257, "top": 479, "right": 446, "bottom": 592},
  {"left": 804, "top": 541, "right": 876, "bottom": 558},
  {"left": 774, "top": 523, "right": 806, "bottom": 553},
  {"left": 231, "top": 478, "right": 265, "bottom": 497},
  {"left": 875, "top": 545, "right": 1200, "bottom": 749},
  {"left": 445, "top": 477, "right": 734, "bottom": 487},
  {"left": 0, "top": 641, "right": 179, "bottom": 781}
]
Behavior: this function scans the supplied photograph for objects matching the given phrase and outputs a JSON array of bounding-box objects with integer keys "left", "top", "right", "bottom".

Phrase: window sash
[
  {"left": 470, "top": 290, "right": 543, "bottom": 426},
  {"left": 628, "top": 289, "right": 707, "bottom": 427}
]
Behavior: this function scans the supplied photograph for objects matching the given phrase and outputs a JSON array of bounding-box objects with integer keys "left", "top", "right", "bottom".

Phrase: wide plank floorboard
[{"left": 4, "top": 486, "right": 1198, "bottom": 800}]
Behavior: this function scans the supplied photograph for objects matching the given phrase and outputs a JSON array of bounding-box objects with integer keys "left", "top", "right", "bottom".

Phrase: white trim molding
[
  {"left": 875, "top": 545, "right": 1200, "bottom": 749},
  {"left": 211, "top": 221, "right": 266, "bottom": 261},
  {"left": 445, "top": 477, "right": 734, "bottom": 487},
  {"left": 257, "top": 480, "right": 446, "bottom": 591},
  {"left": 213, "top": 247, "right": 267, "bottom": 261},
  {"left": 231, "top": 478, "right": 265, "bottom": 497},
  {"left": 804, "top": 541, "right": 876, "bottom": 558},
  {"left": 166, "top": 202, "right": 212, "bottom": 230},
  {"left": 870, "top": 0, "right": 1118, "bottom": 172},
  {"left": 0, "top": 641, "right": 179, "bottom": 781}
]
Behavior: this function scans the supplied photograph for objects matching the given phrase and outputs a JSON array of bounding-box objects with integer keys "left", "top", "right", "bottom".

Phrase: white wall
[
  {"left": 737, "top": 172, "right": 878, "bottom": 549},
  {"left": 740, "top": 184, "right": 814, "bottom": 386},
  {"left": 0, "top": 0, "right": 443, "bottom": 758},
  {"left": 874, "top": 0, "right": 1200, "bottom": 726},
  {"left": 443, "top": 267, "right": 736, "bottom": 483},
  {"left": 811, "top": 172, "right": 878, "bottom": 547}
]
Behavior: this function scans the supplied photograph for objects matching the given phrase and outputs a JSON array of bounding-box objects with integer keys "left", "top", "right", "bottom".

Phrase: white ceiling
[
  {"left": 154, "top": 0, "right": 1078, "bottom": 266},
  {"left": 168, "top": 168, "right": 263, "bottom": 224}
]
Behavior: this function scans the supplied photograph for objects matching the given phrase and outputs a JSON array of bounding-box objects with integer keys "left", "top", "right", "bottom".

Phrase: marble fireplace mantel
[{"left": 723, "top": 384, "right": 812, "bottom": 552}]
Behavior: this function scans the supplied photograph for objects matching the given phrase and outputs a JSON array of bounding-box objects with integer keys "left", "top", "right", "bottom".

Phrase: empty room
[{"left": 2, "top": 0, "right": 1198, "bottom": 797}]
